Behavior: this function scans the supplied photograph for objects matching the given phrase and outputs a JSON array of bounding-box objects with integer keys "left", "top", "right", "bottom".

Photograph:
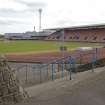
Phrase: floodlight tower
[
  {"left": 38, "top": 8, "right": 42, "bottom": 32},
  {"left": 34, "top": 26, "right": 35, "bottom": 32}
]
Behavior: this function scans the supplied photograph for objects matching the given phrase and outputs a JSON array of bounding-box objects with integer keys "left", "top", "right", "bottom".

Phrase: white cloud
[
  {"left": 0, "top": 0, "right": 27, "bottom": 11},
  {"left": 0, "top": 0, "right": 105, "bottom": 33}
]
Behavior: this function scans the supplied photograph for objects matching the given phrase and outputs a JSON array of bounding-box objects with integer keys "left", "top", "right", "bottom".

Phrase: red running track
[{"left": 5, "top": 48, "right": 105, "bottom": 64}]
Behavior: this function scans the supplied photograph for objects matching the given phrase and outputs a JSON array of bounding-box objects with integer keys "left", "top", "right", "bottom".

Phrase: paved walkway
[{"left": 17, "top": 67, "right": 105, "bottom": 105}]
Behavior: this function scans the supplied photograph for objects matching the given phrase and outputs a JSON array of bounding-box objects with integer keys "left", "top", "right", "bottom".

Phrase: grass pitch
[{"left": 0, "top": 40, "right": 103, "bottom": 54}]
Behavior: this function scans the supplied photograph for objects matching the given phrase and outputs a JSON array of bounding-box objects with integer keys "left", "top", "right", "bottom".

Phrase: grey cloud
[
  {"left": 0, "top": 0, "right": 47, "bottom": 16},
  {"left": 0, "top": 9, "right": 19, "bottom": 17},
  {"left": 18, "top": 0, "right": 46, "bottom": 7},
  {"left": 0, "top": 20, "right": 12, "bottom": 26},
  {"left": 16, "top": 0, "right": 47, "bottom": 11},
  {"left": 0, "top": 19, "right": 27, "bottom": 26},
  {"left": 56, "top": 19, "right": 75, "bottom": 27},
  {"left": 0, "top": 0, "right": 47, "bottom": 19},
  {"left": 0, "top": 8, "right": 25, "bottom": 15},
  {"left": 0, "top": 8, "right": 35, "bottom": 20}
]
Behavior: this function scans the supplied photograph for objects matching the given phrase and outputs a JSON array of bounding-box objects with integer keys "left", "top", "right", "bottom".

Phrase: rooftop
[{"left": 46, "top": 23, "right": 105, "bottom": 31}]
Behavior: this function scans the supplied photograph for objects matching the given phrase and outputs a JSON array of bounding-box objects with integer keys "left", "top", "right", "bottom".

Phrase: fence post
[
  {"left": 51, "top": 63, "right": 54, "bottom": 80},
  {"left": 48, "top": 64, "right": 51, "bottom": 80},
  {"left": 80, "top": 53, "right": 82, "bottom": 65},
  {"left": 32, "top": 64, "right": 36, "bottom": 83},
  {"left": 46, "top": 64, "right": 49, "bottom": 80},
  {"left": 92, "top": 55, "right": 94, "bottom": 72},
  {"left": 61, "top": 61, "right": 64, "bottom": 79},
  {"left": 69, "top": 56, "right": 72, "bottom": 80},
  {"left": 69, "top": 57, "right": 76, "bottom": 80},
  {"left": 69, "top": 66, "right": 72, "bottom": 80},
  {"left": 95, "top": 48, "right": 98, "bottom": 60},
  {"left": 39, "top": 64, "right": 42, "bottom": 83},
  {"left": 25, "top": 64, "right": 28, "bottom": 83},
  {"left": 92, "top": 49, "right": 97, "bottom": 72},
  {"left": 58, "top": 63, "right": 60, "bottom": 72}
]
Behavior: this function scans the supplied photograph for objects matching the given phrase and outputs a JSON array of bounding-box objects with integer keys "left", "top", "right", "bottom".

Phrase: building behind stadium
[{"left": 4, "top": 30, "right": 54, "bottom": 40}]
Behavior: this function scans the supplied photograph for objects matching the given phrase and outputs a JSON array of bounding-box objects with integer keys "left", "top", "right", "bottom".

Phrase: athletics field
[{"left": 0, "top": 40, "right": 103, "bottom": 54}]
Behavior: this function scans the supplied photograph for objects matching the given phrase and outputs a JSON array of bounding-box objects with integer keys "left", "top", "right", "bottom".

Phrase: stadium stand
[{"left": 45, "top": 24, "right": 105, "bottom": 43}]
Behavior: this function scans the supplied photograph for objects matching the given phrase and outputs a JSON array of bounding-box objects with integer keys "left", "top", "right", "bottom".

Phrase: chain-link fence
[{"left": 8, "top": 48, "right": 105, "bottom": 87}]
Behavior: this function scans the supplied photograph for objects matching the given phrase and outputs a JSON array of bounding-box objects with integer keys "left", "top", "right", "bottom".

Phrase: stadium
[
  {"left": 1, "top": 24, "right": 105, "bottom": 104},
  {"left": 1, "top": 0, "right": 105, "bottom": 104},
  {"left": 0, "top": 24, "right": 104, "bottom": 85}
]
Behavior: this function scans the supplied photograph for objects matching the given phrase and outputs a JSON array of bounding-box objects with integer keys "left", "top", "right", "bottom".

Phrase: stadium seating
[{"left": 45, "top": 28, "right": 105, "bottom": 43}]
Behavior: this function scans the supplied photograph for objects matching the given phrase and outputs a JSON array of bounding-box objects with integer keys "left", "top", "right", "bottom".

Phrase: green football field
[{"left": 0, "top": 40, "right": 103, "bottom": 54}]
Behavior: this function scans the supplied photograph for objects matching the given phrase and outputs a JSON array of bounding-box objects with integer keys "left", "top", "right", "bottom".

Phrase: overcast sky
[{"left": 0, "top": 0, "right": 105, "bottom": 33}]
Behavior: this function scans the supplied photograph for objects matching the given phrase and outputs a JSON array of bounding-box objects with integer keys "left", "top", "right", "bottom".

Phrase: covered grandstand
[{"left": 45, "top": 24, "right": 105, "bottom": 43}]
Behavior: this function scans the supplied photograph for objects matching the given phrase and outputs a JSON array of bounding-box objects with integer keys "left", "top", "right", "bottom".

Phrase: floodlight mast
[
  {"left": 62, "top": 29, "right": 65, "bottom": 79},
  {"left": 62, "top": 29, "right": 65, "bottom": 58},
  {"left": 34, "top": 26, "right": 35, "bottom": 32},
  {"left": 38, "top": 8, "right": 42, "bottom": 32}
]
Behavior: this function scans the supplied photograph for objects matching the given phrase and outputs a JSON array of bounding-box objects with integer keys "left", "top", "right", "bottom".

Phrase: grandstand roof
[{"left": 46, "top": 23, "right": 105, "bottom": 31}]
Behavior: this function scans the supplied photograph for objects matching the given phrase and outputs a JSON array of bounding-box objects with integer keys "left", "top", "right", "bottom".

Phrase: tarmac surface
[{"left": 16, "top": 67, "right": 105, "bottom": 105}]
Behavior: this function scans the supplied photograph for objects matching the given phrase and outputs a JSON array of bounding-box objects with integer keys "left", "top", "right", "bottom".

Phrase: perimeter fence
[{"left": 9, "top": 48, "right": 105, "bottom": 87}]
